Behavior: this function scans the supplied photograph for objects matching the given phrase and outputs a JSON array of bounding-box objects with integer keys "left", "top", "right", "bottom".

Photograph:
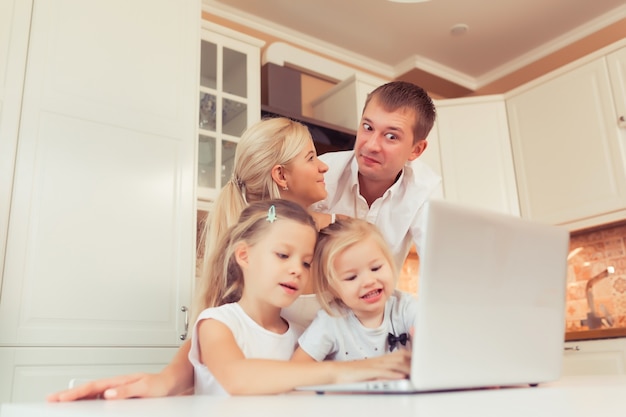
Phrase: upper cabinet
[
  {"left": 419, "top": 119, "right": 442, "bottom": 179},
  {"left": 197, "top": 23, "right": 263, "bottom": 204},
  {"left": 608, "top": 47, "right": 626, "bottom": 131},
  {"left": 0, "top": 0, "right": 30, "bottom": 291},
  {"left": 434, "top": 96, "right": 519, "bottom": 216},
  {"left": 0, "top": 0, "right": 200, "bottom": 402},
  {"left": 0, "top": 0, "right": 198, "bottom": 347},
  {"left": 506, "top": 42, "right": 626, "bottom": 229}
]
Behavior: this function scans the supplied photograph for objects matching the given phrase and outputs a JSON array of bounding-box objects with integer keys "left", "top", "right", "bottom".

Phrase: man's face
[{"left": 354, "top": 98, "right": 427, "bottom": 184}]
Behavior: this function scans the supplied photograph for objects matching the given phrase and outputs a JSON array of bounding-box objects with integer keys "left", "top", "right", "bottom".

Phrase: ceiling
[{"left": 204, "top": 0, "right": 626, "bottom": 94}]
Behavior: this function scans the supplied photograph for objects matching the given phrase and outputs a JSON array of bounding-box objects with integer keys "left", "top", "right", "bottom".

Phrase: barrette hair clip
[{"left": 266, "top": 205, "right": 277, "bottom": 223}]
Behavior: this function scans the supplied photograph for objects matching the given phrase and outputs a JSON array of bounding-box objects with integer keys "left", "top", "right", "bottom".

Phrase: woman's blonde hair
[
  {"left": 193, "top": 118, "right": 313, "bottom": 322},
  {"left": 312, "top": 218, "right": 398, "bottom": 314},
  {"left": 195, "top": 199, "right": 317, "bottom": 317}
]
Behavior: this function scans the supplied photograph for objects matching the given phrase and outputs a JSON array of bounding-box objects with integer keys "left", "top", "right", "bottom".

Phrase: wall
[
  {"left": 471, "top": 18, "right": 626, "bottom": 96},
  {"left": 566, "top": 221, "right": 626, "bottom": 332},
  {"left": 397, "top": 247, "right": 419, "bottom": 295}
]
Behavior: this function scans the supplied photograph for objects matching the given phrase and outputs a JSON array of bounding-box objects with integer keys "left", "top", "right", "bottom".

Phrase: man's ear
[
  {"left": 408, "top": 140, "right": 428, "bottom": 161},
  {"left": 234, "top": 242, "right": 249, "bottom": 269},
  {"left": 270, "top": 164, "right": 288, "bottom": 189}
]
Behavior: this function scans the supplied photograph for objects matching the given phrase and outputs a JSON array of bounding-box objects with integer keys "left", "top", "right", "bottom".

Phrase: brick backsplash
[
  {"left": 398, "top": 249, "right": 419, "bottom": 295},
  {"left": 566, "top": 221, "right": 626, "bottom": 331}
]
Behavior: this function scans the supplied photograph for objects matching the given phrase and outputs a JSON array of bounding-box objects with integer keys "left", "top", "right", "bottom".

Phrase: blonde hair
[
  {"left": 202, "top": 118, "right": 313, "bottom": 256},
  {"left": 193, "top": 118, "right": 313, "bottom": 322},
  {"left": 312, "top": 218, "right": 398, "bottom": 314},
  {"left": 193, "top": 199, "right": 317, "bottom": 322}
]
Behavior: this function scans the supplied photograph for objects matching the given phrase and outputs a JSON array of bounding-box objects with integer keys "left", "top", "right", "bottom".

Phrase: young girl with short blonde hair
[{"left": 292, "top": 218, "right": 418, "bottom": 362}]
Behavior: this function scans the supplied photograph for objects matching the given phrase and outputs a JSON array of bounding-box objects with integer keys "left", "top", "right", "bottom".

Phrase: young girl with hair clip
[
  {"left": 291, "top": 217, "right": 418, "bottom": 363},
  {"left": 189, "top": 200, "right": 410, "bottom": 395}
]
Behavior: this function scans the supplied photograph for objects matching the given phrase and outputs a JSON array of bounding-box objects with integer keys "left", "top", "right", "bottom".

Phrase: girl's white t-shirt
[
  {"left": 297, "top": 290, "right": 418, "bottom": 361},
  {"left": 189, "top": 302, "right": 304, "bottom": 395}
]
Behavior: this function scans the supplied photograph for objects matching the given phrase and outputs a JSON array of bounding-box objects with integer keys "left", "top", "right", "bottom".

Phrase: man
[
  {"left": 314, "top": 81, "right": 441, "bottom": 269},
  {"left": 47, "top": 81, "right": 441, "bottom": 401}
]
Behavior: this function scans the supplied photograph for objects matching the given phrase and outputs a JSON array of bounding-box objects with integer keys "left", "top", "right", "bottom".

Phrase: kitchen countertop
[
  {"left": 565, "top": 327, "right": 626, "bottom": 341},
  {"left": 2, "top": 376, "right": 626, "bottom": 417}
]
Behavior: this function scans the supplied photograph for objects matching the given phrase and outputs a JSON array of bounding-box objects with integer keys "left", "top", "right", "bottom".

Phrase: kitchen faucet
[{"left": 580, "top": 266, "right": 615, "bottom": 330}]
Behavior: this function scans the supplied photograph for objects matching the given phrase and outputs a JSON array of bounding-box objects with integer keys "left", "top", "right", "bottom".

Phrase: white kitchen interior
[{"left": 1, "top": 0, "right": 626, "bottom": 409}]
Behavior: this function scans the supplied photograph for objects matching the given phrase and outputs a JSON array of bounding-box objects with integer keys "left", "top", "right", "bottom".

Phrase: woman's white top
[{"left": 280, "top": 294, "right": 321, "bottom": 328}]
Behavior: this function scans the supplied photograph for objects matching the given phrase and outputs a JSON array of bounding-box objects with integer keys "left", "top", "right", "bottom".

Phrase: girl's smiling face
[{"left": 329, "top": 236, "right": 395, "bottom": 326}]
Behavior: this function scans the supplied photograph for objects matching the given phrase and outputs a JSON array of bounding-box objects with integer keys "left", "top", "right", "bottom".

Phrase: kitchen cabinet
[
  {"left": 0, "top": 0, "right": 30, "bottom": 300},
  {"left": 0, "top": 347, "right": 178, "bottom": 402},
  {"left": 434, "top": 95, "right": 520, "bottom": 216},
  {"left": 506, "top": 41, "right": 626, "bottom": 229},
  {"left": 197, "top": 23, "right": 263, "bottom": 203},
  {"left": 419, "top": 120, "right": 443, "bottom": 179},
  {"left": 607, "top": 47, "right": 626, "bottom": 132},
  {"left": 563, "top": 339, "right": 626, "bottom": 376},
  {"left": 0, "top": 0, "right": 199, "bottom": 403}
]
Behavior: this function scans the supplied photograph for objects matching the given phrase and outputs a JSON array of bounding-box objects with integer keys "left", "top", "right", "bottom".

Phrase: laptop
[{"left": 296, "top": 199, "right": 570, "bottom": 394}]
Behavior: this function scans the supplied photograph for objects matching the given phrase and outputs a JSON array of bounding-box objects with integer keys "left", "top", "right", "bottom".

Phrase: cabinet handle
[
  {"left": 619, "top": 115, "right": 626, "bottom": 128},
  {"left": 180, "top": 306, "right": 189, "bottom": 341},
  {"left": 564, "top": 346, "right": 580, "bottom": 351}
]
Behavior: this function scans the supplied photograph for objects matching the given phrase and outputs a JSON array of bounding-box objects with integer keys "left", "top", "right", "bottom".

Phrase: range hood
[{"left": 261, "top": 63, "right": 355, "bottom": 154}]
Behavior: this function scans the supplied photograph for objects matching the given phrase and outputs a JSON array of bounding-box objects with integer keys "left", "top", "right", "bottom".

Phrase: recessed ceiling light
[{"left": 450, "top": 23, "right": 469, "bottom": 36}]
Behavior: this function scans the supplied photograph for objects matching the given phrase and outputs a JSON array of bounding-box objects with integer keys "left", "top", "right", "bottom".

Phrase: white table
[{"left": 2, "top": 376, "right": 625, "bottom": 417}]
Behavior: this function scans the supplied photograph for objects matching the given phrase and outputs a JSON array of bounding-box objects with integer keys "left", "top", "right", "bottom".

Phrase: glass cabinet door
[{"left": 197, "top": 26, "right": 261, "bottom": 201}]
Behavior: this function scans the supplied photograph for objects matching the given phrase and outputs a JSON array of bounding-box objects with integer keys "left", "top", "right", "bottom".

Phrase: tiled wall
[
  {"left": 398, "top": 249, "right": 419, "bottom": 295},
  {"left": 566, "top": 221, "right": 626, "bottom": 331}
]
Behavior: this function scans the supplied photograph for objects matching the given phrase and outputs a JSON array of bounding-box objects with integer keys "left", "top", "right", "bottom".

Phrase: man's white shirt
[{"left": 313, "top": 151, "right": 442, "bottom": 269}]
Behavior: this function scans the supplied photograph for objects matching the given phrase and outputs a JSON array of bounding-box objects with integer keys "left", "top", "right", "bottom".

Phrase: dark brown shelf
[{"left": 261, "top": 105, "right": 355, "bottom": 155}]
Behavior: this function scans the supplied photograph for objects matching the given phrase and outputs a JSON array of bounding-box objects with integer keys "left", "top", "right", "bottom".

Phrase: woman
[
  {"left": 195, "top": 116, "right": 330, "bottom": 326},
  {"left": 48, "top": 117, "right": 333, "bottom": 401}
]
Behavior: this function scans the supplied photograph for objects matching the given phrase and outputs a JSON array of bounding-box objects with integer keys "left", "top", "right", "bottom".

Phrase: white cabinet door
[
  {"left": 507, "top": 52, "right": 626, "bottom": 226},
  {"left": 419, "top": 121, "right": 442, "bottom": 179},
  {"left": 563, "top": 339, "right": 626, "bottom": 376},
  {"left": 0, "top": 0, "right": 198, "bottom": 346},
  {"left": 0, "top": 0, "right": 31, "bottom": 299},
  {"left": 607, "top": 47, "right": 626, "bottom": 197},
  {"left": 435, "top": 96, "right": 520, "bottom": 216},
  {"left": 0, "top": 347, "right": 179, "bottom": 403},
  {"left": 197, "top": 24, "right": 262, "bottom": 202}
]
